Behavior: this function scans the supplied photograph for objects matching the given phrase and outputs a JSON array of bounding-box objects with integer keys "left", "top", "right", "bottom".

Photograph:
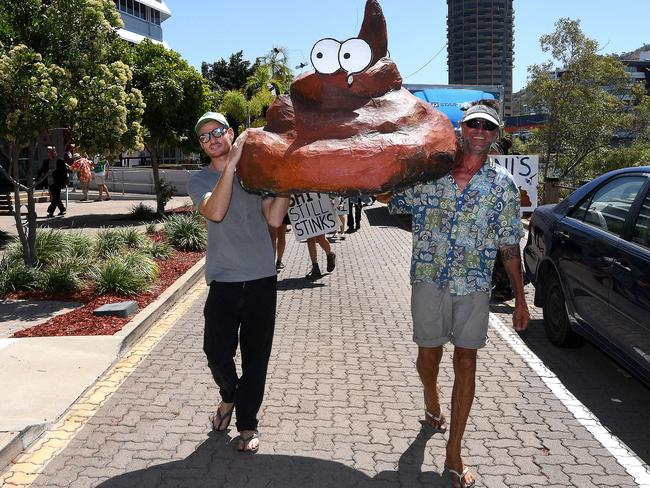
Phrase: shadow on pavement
[
  {"left": 364, "top": 206, "right": 412, "bottom": 232},
  {"left": 97, "top": 428, "right": 447, "bottom": 488},
  {"left": 0, "top": 299, "right": 83, "bottom": 323},
  {"left": 494, "top": 305, "right": 650, "bottom": 465},
  {"left": 278, "top": 277, "right": 326, "bottom": 291},
  {"left": 0, "top": 229, "right": 11, "bottom": 249},
  {"left": 35, "top": 213, "right": 153, "bottom": 231}
]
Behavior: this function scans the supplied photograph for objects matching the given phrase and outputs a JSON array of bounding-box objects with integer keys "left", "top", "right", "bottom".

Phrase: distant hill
[{"left": 617, "top": 44, "right": 650, "bottom": 60}]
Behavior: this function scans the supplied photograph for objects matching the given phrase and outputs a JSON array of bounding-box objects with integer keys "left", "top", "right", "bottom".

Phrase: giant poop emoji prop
[{"left": 237, "top": 0, "right": 458, "bottom": 195}]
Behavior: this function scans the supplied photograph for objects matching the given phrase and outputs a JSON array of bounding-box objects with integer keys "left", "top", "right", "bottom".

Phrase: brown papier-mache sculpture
[{"left": 238, "top": 0, "right": 458, "bottom": 195}]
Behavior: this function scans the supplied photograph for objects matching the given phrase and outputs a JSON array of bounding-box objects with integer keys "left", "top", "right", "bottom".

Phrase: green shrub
[
  {"left": 91, "top": 251, "right": 158, "bottom": 295},
  {"left": 42, "top": 259, "right": 85, "bottom": 294},
  {"left": 143, "top": 239, "right": 174, "bottom": 260},
  {"left": 117, "top": 227, "right": 147, "bottom": 250},
  {"left": 95, "top": 228, "right": 127, "bottom": 257},
  {"left": 130, "top": 202, "right": 157, "bottom": 221},
  {"left": 66, "top": 233, "right": 96, "bottom": 260},
  {"left": 159, "top": 179, "right": 176, "bottom": 209},
  {"left": 163, "top": 213, "right": 207, "bottom": 251},
  {"left": 144, "top": 222, "right": 158, "bottom": 235},
  {"left": 123, "top": 251, "right": 158, "bottom": 282},
  {"left": 7, "top": 229, "right": 71, "bottom": 266},
  {"left": 0, "top": 259, "right": 43, "bottom": 293}
]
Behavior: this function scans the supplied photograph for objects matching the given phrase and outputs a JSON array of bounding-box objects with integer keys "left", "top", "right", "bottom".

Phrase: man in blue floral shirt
[{"left": 387, "top": 102, "right": 530, "bottom": 488}]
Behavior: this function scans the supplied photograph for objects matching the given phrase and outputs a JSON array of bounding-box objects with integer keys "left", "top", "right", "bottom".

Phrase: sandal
[
  {"left": 446, "top": 465, "right": 476, "bottom": 488},
  {"left": 209, "top": 403, "right": 234, "bottom": 433},
  {"left": 234, "top": 430, "right": 260, "bottom": 453},
  {"left": 419, "top": 409, "right": 447, "bottom": 434}
]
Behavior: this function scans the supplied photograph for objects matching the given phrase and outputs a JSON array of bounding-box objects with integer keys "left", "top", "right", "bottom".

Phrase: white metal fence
[{"left": 86, "top": 167, "right": 198, "bottom": 196}]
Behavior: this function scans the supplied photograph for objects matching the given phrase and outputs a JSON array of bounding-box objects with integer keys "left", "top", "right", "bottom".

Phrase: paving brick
[{"left": 13, "top": 210, "right": 644, "bottom": 488}]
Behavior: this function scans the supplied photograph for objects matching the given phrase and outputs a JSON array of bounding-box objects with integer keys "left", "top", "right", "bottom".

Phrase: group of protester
[
  {"left": 188, "top": 104, "right": 530, "bottom": 488},
  {"left": 36, "top": 146, "right": 111, "bottom": 217},
  {"left": 267, "top": 193, "right": 368, "bottom": 281}
]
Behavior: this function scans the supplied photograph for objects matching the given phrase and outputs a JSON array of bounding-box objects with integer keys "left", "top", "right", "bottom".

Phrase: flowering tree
[
  {"left": 0, "top": 0, "right": 144, "bottom": 266},
  {"left": 130, "top": 40, "right": 214, "bottom": 214}
]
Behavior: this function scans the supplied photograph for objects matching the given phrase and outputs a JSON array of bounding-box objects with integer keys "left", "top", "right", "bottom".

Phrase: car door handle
[
  {"left": 558, "top": 231, "right": 570, "bottom": 240},
  {"left": 613, "top": 259, "right": 632, "bottom": 272}
]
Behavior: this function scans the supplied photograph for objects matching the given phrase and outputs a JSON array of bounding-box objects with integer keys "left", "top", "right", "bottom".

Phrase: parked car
[{"left": 524, "top": 166, "right": 650, "bottom": 386}]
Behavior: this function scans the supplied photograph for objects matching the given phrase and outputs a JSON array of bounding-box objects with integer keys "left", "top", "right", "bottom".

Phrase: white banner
[
  {"left": 489, "top": 155, "right": 539, "bottom": 213},
  {"left": 288, "top": 192, "right": 338, "bottom": 241}
]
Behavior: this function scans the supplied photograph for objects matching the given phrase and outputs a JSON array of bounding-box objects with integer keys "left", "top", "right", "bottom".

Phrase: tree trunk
[
  {"left": 9, "top": 141, "right": 39, "bottom": 266},
  {"left": 26, "top": 141, "right": 39, "bottom": 265},
  {"left": 148, "top": 142, "right": 164, "bottom": 215}
]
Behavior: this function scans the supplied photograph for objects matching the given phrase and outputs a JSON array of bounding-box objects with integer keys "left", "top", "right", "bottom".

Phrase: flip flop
[
  {"left": 419, "top": 409, "right": 447, "bottom": 434},
  {"left": 445, "top": 465, "right": 476, "bottom": 488},
  {"left": 234, "top": 430, "right": 260, "bottom": 453},
  {"left": 209, "top": 403, "right": 234, "bottom": 433}
]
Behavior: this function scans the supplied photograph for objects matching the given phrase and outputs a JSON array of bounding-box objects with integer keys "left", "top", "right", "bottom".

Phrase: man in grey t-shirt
[{"left": 188, "top": 112, "right": 289, "bottom": 453}]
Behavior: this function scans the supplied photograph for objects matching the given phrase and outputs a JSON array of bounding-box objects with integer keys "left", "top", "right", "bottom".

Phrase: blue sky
[{"left": 162, "top": 0, "right": 649, "bottom": 92}]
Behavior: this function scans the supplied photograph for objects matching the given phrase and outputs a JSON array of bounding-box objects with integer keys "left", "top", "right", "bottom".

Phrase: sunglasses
[
  {"left": 199, "top": 127, "right": 229, "bottom": 143},
  {"left": 464, "top": 119, "right": 498, "bottom": 131}
]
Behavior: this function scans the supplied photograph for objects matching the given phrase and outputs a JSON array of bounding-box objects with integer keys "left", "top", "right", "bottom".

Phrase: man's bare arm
[
  {"left": 500, "top": 244, "right": 531, "bottom": 331},
  {"left": 199, "top": 132, "right": 247, "bottom": 222}
]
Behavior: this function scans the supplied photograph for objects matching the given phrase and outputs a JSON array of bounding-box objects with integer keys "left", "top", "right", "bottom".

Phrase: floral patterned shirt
[
  {"left": 70, "top": 158, "right": 93, "bottom": 182},
  {"left": 389, "top": 160, "right": 523, "bottom": 296}
]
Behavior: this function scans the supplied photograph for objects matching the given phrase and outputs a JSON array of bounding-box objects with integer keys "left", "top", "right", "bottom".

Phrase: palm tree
[
  {"left": 260, "top": 46, "right": 293, "bottom": 95},
  {"left": 245, "top": 65, "right": 273, "bottom": 98}
]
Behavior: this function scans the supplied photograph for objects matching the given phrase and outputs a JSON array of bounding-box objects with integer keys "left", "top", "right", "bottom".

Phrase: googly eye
[
  {"left": 339, "top": 38, "right": 372, "bottom": 75},
  {"left": 310, "top": 38, "right": 342, "bottom": 74}
]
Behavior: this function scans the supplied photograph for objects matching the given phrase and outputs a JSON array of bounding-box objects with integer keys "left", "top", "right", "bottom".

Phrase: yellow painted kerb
[{"left": 0, "top": 281, "right": 205, "bottom": 487}]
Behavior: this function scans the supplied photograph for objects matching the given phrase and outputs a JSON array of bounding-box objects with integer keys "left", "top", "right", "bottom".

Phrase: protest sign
[
  {"left": 489, "top": 155, "right": 539, "bottom": 213},
  {"left": 288, "top": 192, "right": 338, "bottom": 241}
]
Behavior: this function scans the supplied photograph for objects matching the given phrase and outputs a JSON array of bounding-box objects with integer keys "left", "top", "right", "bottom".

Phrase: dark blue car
[{"left": 524, "top": 167, "right": 650, "bottom": 386}]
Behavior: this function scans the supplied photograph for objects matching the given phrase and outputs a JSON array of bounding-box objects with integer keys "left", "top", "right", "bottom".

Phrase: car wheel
[{"left": 542, "top": 272, "right": 584, "bottom": 347}]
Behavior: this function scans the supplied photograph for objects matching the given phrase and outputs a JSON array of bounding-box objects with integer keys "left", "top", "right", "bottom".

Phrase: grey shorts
[{"left": 411, "top": 282, "right": 490, "bottom": 349}]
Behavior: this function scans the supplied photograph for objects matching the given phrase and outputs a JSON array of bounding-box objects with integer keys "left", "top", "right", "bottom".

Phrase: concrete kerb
[
  {"left": 0, "top": 424, "right": 48, "bottom": 477},
  {"left": 0, "top": 257, "right": 206, "bottom": 472}
]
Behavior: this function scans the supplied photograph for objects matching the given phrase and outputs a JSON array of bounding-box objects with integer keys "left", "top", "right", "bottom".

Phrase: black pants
[
  {"left": 203, "top": 275, "right": 277, "bottom": 431},
  {"left": 47, "top": 185, "right": 65, "bottom": 215},
  {"left": 348, "top": 197, "right": 362, "bottom": 230}
]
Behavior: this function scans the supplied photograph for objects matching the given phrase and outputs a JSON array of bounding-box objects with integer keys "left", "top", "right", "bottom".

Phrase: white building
[
  {"left": 112, "top": 0, "right": 172, "bottom": 48},
  {"left": 111, "top": 0, "right": 200, "bottom": 167}
]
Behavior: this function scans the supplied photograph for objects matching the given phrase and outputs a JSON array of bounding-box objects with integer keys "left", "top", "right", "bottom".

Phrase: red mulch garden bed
[{"left": 6, "top": 232, "right": 205, "bottom": 337}]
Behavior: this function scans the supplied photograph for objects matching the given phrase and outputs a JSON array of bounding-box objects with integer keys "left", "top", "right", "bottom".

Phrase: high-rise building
[
  {"left": 112, "top": 0, "right": 171, "bottom": 48},
  {"left": 447, "top": 0, "right": 514, "bottom": 115}
]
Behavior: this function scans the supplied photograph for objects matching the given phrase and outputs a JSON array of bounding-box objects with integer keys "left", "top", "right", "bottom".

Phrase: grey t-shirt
[{"left": 188, "top": 167, "right": 276, "bottom": 283}]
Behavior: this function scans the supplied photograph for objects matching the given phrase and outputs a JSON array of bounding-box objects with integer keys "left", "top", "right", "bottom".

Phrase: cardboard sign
[
  {"left": 489, "top": 155, "right": 539, "bottom": 213},
  {"left": 288, "top": 192, "right": 338, "bottom": 241}
]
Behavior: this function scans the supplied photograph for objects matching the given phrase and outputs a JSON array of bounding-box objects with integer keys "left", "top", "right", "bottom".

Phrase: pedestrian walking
[
  {"left": 268, "top": 213, "right": 290, "bottom": 271},
  {"left": 188, "top": 112, "right": 289, "bottom": 453},
  {"left": 70, "top": 153, "right": 94, "bottom": 201},
  {"left": 93, "top": 158, "right": 111, "bottom": 201},
  {"left": 304, "top": 234, "right": 336, "bottom": 280},
  {"left": 38, "top": 146, "right": 68, "bottom": 217},
  {"left": 333, "top": 196, "right": 348, "bottom": 240},
  {"left": 347, "top": 196, "right": 362, "bottom": 233},
  {"left": 384, "top": 101, "right": 530, "bottom": 488}
]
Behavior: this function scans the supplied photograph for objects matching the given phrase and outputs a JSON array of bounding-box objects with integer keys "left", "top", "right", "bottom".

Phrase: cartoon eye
[
  {"left": 310, "top": 38, "right": 342, "bottom": 74},
  {"left": 339, "top": 38, "right": 372, "bottom": 74}
]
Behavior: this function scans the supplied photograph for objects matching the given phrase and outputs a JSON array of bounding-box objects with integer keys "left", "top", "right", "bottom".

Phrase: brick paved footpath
[{"left": 2, "top": 205, "right": 647, "bottom": 487}]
